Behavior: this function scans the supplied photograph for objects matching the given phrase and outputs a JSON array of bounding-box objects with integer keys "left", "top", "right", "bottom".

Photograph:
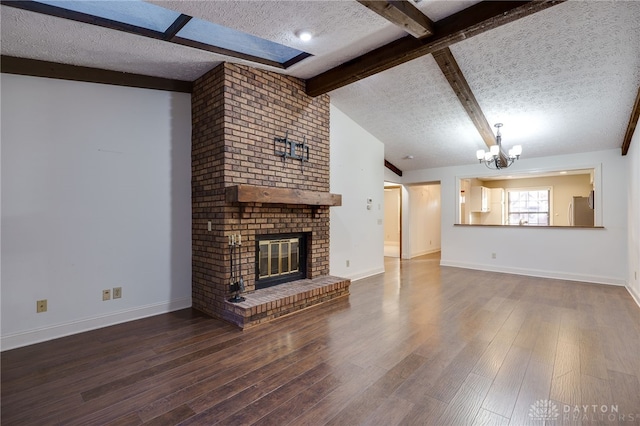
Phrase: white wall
[
  {"left": 330, "top": 104, "right": 385, "bottom": 280},
  {"left": 627, "top": 126, "right": 640, "bottom": 305},
  {"left": 384, "top": 167, "right": 402, "bottom": 183},
  {"left": 403, "top": 149, "right": 628, "bottom": 286},
  {"left": 383, "top": 189, "right": 400, "bottom": 244},
  {"left": 1, "top": 74, "right": 193, "bottom": 350},
  {"left": 404, "top": 184, "right": 441, "bottom": 258}
]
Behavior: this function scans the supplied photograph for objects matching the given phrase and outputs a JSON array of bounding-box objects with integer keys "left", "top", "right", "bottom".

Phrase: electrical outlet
[
  {"left": 346, "top": 260, "right": 350, "bottom": 267},
  {"left": 103, "top": 289, "right": 111, "bottom": 301},
  {"left": 113, "top": 287, "right": 122, "bottom": 299},
  {"left": 37, "top": 299, "right": 47, "bottom": 313},
  {"left": 491, "top": 253, "right": 497, "bottom": 259}
]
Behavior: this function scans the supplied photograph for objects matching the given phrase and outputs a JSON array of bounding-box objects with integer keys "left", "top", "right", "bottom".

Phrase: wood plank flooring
[{"left": 2, "top": 253, "right": 640, "bottom": 425}]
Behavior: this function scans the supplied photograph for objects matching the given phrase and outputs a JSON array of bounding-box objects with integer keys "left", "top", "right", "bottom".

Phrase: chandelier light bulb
[{"left": 475, "top": 123, "right": 523, "bottom": 169}]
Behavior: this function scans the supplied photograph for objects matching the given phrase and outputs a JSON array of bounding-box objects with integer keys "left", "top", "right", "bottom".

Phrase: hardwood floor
[{"left": 2, "top": 253, "right": 640, "bottom": 425}]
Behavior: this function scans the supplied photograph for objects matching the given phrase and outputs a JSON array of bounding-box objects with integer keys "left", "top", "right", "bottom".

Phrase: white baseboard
[
  {"left": 1, "top": 297, "right": 192, "bottom": 351},
  {"left": 403, "top": 248, "right": 441, "bottom": 260},
  {"left": 439, "top": 260, "right": 626, "bottom": 286},
  {"left": 626, "top": 284, "right": 640, "bottom": 308},
  {"left": 348, "top": 267, "right": 386, "bottom": 282}
]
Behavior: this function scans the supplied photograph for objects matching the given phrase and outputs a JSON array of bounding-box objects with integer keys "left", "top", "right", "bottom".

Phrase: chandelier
[{"left": 476, "top": 123, "right": 522, "bottom": 169}]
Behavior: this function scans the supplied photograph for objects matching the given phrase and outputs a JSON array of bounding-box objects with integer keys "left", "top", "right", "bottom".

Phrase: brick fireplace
[{"left": 191, "top": 63, "right": 350, "bottom": 328}]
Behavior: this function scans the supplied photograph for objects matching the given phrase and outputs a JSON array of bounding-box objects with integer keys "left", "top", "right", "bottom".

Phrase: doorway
[
  {"left": 405, "top": 183, "right": 441, "bottom": 258},
  {"left": 383, "top": 186, "right": 401, "bottom": 258}
]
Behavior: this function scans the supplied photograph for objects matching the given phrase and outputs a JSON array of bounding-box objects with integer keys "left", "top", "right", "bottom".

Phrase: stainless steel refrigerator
[{"left": 569, "top": 196, "right": 594, "bottom": 227}]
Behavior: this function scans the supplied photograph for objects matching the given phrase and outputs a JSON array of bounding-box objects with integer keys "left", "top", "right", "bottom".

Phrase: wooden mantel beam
[
  {"left": 622, "top": 87, "right": 640, "bottom": 156},
  {"left": 226, "top": 185, "right": 342, "bottom": 206},
  {"left": 306, "top": 1, "right": 563, "bottom": 97},
  {"left": 357, "top": 0, "right": 434, "bottom": 38}
]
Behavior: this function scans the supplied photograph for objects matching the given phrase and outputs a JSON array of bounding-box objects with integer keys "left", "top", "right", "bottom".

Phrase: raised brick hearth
[
  {"left": 221, "top": 276, "right": 350, "bottom": 329},
  {"left": 191, "top": 62, "right": 350, "bottom": 327}
]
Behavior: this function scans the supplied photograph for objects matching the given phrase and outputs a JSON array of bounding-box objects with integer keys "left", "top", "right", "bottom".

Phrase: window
[{"left": 507, "top": 188, "right": 550, "bottom": 226}]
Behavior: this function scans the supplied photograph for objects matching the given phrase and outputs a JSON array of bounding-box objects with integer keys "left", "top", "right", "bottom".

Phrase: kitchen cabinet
[
  {"left": 470, "top": 186, "right": 490, "bottom": 212},
  {"left": 482, "top": 188, "right": 505, "bottom": 224}
]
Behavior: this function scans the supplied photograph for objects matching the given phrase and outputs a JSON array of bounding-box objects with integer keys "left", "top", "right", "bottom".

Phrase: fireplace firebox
[{"left": 256, "top": 233, "right": 307, "bottom": 289}]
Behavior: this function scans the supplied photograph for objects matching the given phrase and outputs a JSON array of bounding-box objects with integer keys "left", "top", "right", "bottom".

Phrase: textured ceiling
[
  {"left": 2, "top": 1, "right": 639, "bottom": 171},
  {"left": 330, "top": 54, "right": 484, "bottom": 168},
  {"left": 0, "top": 6, "right": 222, "bottom": 81},
  {"left": 330, "top": 1, "right": 640, "bottom": 170},
  {"left": 452, "top": 1, "right": 640, "bottom": 161}
]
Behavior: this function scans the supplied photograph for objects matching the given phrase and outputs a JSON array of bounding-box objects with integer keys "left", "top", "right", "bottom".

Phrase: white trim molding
[
  {"left": 1, "top": 297, "right": 192, "bottom": 351},
  {"left": 440, "top": 260, "right": 625, "bottom": 287},
  {"left": 348, "top": 267, "right": 386, "bottom": 282},
  {"left": 627, "top": 284, "right": 640, "bottom": 309}
]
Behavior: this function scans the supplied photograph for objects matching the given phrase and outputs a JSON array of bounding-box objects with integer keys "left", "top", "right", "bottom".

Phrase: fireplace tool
[{"left": 228, "top": 234, "right": 245, "bottom": 303}]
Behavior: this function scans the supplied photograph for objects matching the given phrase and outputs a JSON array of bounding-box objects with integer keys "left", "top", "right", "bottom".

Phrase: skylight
[
  {"left": 15, "top": 0, "right": 312, "bottom": 69},
  {"left": 35, "top": 0, "right": 182, "bottom": 33},
  {"left": 176, "top": 18, "right": 306, "bottom": 64}
]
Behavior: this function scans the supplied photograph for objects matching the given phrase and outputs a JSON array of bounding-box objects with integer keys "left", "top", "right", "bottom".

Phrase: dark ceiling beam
[
  {"left": 357, "top": 0, "right": 434, "bottom": 38},
  {"left": 432, "top": 48, "right": 495, "bottom": 149},
  {"left": 0, "top": 56, "right": 193, "bottom": 93},
  {"left": 433, "top": 47, "right": 510, "bottom": 167},
  {"left": 163, "top": 14, "right": 192, "bottom": 41},
  {"left": 622, "top": 87, "right": 640, "bottom": 156},
  {"left": 385, "top": 160, "right": 403, "bottom": 176},
  {"left": 306, "top": 0, "right": 563, "bottom": 97}
]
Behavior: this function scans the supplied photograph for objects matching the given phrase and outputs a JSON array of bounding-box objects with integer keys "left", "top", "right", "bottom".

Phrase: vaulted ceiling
[{"left": 2, "top": 1, "right": 639, "bottom": 171}]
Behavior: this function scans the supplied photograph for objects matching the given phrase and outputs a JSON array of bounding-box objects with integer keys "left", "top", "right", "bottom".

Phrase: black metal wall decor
[{"left": 274, "top": 132, "right": 309, "bottom": 162}]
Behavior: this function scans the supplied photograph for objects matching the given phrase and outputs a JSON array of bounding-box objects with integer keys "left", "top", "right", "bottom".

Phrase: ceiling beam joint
[
  {"left": 306, "top": 0, "right": 564, "bottom": 97},
  {"left": 357, "top": 0, "right": 434, "bottom": 38}
]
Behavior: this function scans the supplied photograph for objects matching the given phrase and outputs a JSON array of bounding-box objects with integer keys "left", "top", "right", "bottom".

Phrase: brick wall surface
[{"left": 192, "top": 63, "right": 332, "bottom": 320}]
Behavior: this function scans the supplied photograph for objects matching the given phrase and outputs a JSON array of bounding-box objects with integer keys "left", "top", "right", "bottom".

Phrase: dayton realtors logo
[
  {"left": 529, "top": 400, "right": 560, "bottom": 421},
  {"left": 529, "top": 400, "right": 639, "bottom": 423}
]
